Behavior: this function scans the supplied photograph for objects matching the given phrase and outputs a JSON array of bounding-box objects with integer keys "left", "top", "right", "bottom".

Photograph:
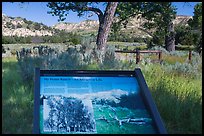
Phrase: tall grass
[
  {"left": 2, "top": 57, "right": 34, "bottom": 134},
  {"left": 140, "top": 64, "right": 202, "bottom": 134}
]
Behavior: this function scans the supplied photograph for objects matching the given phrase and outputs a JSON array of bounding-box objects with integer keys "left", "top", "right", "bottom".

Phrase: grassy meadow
[
  {"left": 2, "top": 44, "right": 202, "bottom": 134},
  {"left": 2, "top": 57, "right": 33, "bottom": 133}
]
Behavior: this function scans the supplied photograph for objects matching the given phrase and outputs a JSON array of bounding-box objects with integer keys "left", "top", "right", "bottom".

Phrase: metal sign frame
[{"left": 33, "top": 68, "right": 167, "bottom": 134}]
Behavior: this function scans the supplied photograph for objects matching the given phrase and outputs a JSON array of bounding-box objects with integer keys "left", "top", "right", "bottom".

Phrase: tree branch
[{"left": 48, "top": 2, "right": 104, "bottom": 22}]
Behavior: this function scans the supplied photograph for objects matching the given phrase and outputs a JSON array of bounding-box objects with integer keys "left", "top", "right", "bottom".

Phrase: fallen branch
[
  {"left": 108, "top": 105, "right": 116, "bottom": 114},
  {"left": 96, "top": 116, "right": 109, "bottom": 123},
  {"left": 110, "top": 115, "right": 151, "bottom": 127}
]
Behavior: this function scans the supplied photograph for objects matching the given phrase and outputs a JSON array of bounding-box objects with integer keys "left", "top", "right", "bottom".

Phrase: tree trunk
[
  {"left": 96, "top": 2, "right": 118, "bottom": 51},
  {"left": 165, "top": 21, "right": 175, "bottom": 51}
]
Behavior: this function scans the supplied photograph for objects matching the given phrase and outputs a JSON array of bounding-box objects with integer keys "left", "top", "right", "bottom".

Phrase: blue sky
[{"left": 2, "top": 2, "right": 200, "bottom": 26}]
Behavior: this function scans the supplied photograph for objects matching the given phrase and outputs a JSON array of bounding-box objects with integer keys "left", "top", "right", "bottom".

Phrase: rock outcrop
[{"left": 2, "top": 13, "right": 192, "bottom": 37}]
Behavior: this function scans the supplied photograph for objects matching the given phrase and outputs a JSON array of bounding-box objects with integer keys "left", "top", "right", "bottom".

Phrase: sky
[{"left": 2, "top": 2, "right": 201, "bottom": 27}]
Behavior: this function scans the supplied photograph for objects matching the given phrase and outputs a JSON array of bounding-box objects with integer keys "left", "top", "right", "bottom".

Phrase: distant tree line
[
  {"left": 108, "top": 32, "right": 150, "bottom": 43},
  {"left": 2, "top": 31, "right": 82, "bottom": 45},
  {"left": 2, "top": 36, "right": 32, "bottom": 44}
]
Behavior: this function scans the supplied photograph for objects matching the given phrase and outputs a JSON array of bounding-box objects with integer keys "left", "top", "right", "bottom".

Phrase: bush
[
  {"left": 17, "top": 45, "right": 96, "bottom": 83},
  {"left": 99, "top": 45, "right": 120, "bottom": 70},
  {"left": 162, "top": 57, "right": 201, "bottom": 79},
  {"left": 17, "top": 56, "right": 44, "bottom": 85},
  {"left": 16, "top": 42, "right": 122, "bottom": 83},
  {"left": 10, "top": 49, "right": 17, "bottom": 56}
]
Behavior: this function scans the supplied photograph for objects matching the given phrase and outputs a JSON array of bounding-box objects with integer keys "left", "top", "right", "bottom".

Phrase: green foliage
[
  {"left": 108, "top": 42, "right": 147, "bottom": 51},
  {"left": 141, "top": 64, "right": 202, "bottom": 134},
  {"left": 2, "top": 57, "right": 34, "bottom": 134},
  {"left": 69, "top": 33, "right": 82, "bottom": 45},
  {"left": 142, "top": 3, "right": 176, "bottom": 31},
  {"left": 188, "top": 2, "right": 202, "bottom": 30},
  {"left": 149, "top": 30, "right": 165, "bottom": 47},
  {"left": 175, "top": 45, "right": 196, "bottom": 51},
  {"left": 187, "top": 2, "right": 202, "bottom": 52},
  {"left": 47, "top": 2, "right": 105, "bottom": 21},
  {"left": 115, "top": 2, "right": 177, "bottom": 31},
  {"left": 175, "top": 25, "right": 199, "bottom": 46},
  {"left": 2, "top": 36, "right": 32, "bottom": 44},
  {"left": 2, "top": 31, "right": 82, "bottom": 44},
  {"left": 108, "top": 30, "right": 149, "bottom": 44},
  {"left": 42, "top": 31, "right": 82, "bottom": 44},
  {"left": 2, "top": 36, "right": 15, "bottom": 44},
  {"left": 115, "top": 2, "right": 177, "bottom": 50},
  {"left": 115, "top": 2, "right": 143, "bottom": 28}
]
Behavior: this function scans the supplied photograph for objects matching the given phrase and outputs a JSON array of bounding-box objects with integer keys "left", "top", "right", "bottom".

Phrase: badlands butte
[{"left": 2, "top": 13, "right": 192, "bottom": 38}]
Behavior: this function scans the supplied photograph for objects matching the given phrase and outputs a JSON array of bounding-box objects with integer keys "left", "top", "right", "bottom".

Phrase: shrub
[
  {"left": 99, "top": 45, "right": 120, "bottom": 70},
  {"left": 10, "top": 49, "right": 17, "bottom": 56},
  {"left": 17, "top": 45, "right": 96, "bottom": 83},
  {"left": 17, "top": 56, "right": 44, "bottom": 85},
  {"left": 162, "top": 58, "right": 202, "bottom": 79}
]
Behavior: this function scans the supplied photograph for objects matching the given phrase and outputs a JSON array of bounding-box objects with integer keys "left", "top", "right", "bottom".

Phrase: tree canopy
[
  {"left": 47, "top": 2, "right": 180, "bottom": 51},
  {"left": 188, "top": 2, "right": 202, "bottom": 31},
  {"left": 188, "top": 2, "right": 202, "bottom": 52},
  {"left": 47, "top": 2, "right": 106, "bottom": 22},
  {"left": 114, "top": 2, "right": 177, "bottom": 51},
  {"left": 47, "top": 2, "right": 118, "bottom": 52}
]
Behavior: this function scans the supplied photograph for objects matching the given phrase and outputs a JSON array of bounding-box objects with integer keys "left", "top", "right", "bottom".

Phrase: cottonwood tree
[
  {"left": 188, "top": 2, "right": 202, "bottom": 53},
  {"left": 44, "top": 96, "right": 95, "bottom": 133},
  {"left": 47, "top": 2, "right": 118, "bottom": 53},
  {"left": 16, "top": 2, "right": 177, "bottom": 52},
  {"left": 114, "top": 2, "right": 177, "bottom": 51}
]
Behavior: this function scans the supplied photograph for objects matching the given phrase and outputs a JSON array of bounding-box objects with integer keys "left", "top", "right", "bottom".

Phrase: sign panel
[{"left": 33, "top": 68, "right": 167, "bottom": 134}]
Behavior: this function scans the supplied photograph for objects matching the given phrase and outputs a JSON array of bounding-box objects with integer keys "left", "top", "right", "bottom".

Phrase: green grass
[
  {"left": 2, "top": 57, "right": 34, "bottom": 134},
  {"left": 175, "top": 45, "right": 196, "bottom": 50},
  {"left": 142, "top": 54, "right": 187, "bottom": 64},
  {"left": 107, "top": 41, "right": 147, "bottom": 50},
  {"left": 141, "top": 64, "right": 202, "bottom": 134},
  {"left": 162, "top": 54, "right": 188, "bottom": 64},
  {"left": 2, "top": 43, "right": 67, "bottom": 52}
]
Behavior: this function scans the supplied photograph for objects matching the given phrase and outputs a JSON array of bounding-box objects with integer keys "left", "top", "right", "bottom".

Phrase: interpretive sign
[{"left": 33, "top": 68, "right": 167, "bottom": 134}]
